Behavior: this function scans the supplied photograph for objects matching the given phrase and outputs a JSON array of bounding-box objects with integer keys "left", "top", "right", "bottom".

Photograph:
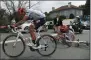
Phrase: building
[{"left": 49, "top": 2, "right": 83, "bottom": 19}]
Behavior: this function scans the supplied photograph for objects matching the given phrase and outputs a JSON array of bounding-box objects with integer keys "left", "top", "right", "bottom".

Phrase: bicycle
[
  {"left": 54, "top": 32, "right": 72, "bottom": 47},
  {"left": 2, "top": 20, "right": 57, "bottom": 58},
  {"left": 54, "top": 30, "right": 90, "bottom": 48}
]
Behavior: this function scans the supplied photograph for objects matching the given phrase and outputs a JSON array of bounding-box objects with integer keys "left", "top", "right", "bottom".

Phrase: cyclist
[
  {"left": 12, "top": 7, "right": 46, "bottom": 49},
  {"left": 74, "top": 16, "right": 82, "bottom": 27},
  {"left": 57, "top": 20, "right": 75, "bottom": 42}
]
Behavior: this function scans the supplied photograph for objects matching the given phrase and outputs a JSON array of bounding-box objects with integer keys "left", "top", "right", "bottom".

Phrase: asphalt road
[{"left": 0, "top": 30, "right": 90, "bottom": 59}]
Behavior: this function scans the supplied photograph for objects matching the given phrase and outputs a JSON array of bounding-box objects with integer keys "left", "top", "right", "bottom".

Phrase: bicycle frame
[
  {"left": 10, "top": 22, "right": 47, "bottom": 46},
  {"left": 56, "top": 30, "right": 87, "bottom": 44}
]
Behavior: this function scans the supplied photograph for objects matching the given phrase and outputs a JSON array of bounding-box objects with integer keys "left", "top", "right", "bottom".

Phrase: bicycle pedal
[{"left": 29, "top": 46, "right": 36, "bottom": 51}]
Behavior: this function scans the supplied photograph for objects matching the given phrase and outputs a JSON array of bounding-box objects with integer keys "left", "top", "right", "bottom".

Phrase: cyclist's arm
[{"left": 15, "top": 16, "right": 28, "bottom": 26}]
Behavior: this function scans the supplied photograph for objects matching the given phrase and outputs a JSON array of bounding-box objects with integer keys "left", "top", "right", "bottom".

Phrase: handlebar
[
  {"left": 7, "top": 20, "right": 45, "bottom": 33},
  {"left": 7, "top": 25, "right": 20, "bottom": 33}
]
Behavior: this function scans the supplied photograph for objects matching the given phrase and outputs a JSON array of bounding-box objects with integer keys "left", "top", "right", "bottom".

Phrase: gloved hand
[{"left": 11, "top": 24, "right": 17, "bottom": 28}]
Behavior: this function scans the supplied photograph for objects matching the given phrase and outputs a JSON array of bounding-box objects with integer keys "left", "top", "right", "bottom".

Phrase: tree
[
  {"left": 1, "top": 0, "right": 40, "bottom": 24},
  {"left": 78, "top": 0, "right": 90, "bottom": 16},
  {"left": 79, "top": 5, "right": 85, "bottom": 16},
  {"left": 85, "top": 0, "right": 90, "bottom": 15},
  {"left": 0, "top": 9, "right": 10, "bottom": 25}
]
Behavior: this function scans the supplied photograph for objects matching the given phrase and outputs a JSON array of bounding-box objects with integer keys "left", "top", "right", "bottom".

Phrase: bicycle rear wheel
[
  {"left": 2, "top": 35, "right": 25, "bottom": 57},
  {"left": 36, "top": 35, "right": 57, "bottom": 56}
]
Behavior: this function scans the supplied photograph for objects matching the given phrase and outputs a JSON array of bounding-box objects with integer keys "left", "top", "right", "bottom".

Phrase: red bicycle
[{"left": 54, "top": 31, "right": 89, "bottom": 48}]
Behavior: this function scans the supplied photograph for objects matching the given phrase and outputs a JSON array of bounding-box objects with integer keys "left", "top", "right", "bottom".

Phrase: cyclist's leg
[
  {"left": 66, "top": 30, "right": 76, "bottom": 46},
  {"left": 70, "top": 31, "right": 75, "bottom": 41},
  {"left": 29, "top": 24, "right": 37, "bottom": 51},
  {"left": 66, "top": 30, "right": 75, "bottom": 41},
  {"left": 29, "top": 24, "right": 36, "bottom": 44},
  {"left": 29, "top": 18, "right": 45, "bottom": 44}
]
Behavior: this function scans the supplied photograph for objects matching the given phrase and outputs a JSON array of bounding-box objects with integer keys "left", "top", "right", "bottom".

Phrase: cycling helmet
[
  {"left": 18, "top": 8, "right": 25, "bottom": 14},
  {"left": 60, "top": 25, "right": 69, "bottom": 33}
]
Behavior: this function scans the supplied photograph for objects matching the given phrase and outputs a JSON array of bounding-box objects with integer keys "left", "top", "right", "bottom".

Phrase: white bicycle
[{"left": 2, "top": 21, "right": 57, "bottom": 58}]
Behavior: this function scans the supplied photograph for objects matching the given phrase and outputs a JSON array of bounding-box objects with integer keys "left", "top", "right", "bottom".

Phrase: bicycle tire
[
  {"left": 36, "top": 34, "right": 57, "bottom": 56},
  {"left": 2, "top": 35, "right": 26, "bottom": 58}
]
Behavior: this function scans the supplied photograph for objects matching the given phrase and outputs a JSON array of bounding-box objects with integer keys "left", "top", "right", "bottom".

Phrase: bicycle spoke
[
  {"left": 36, "top": 35, "right": 57, "bottom": 56},
  {"left": 2, "top": 35, "right": 25, "bottom": 57}
]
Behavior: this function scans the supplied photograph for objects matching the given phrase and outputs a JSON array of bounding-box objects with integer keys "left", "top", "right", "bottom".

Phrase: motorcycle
[{"left": 71, "top": 22, "right": 83, "bottom": 34}]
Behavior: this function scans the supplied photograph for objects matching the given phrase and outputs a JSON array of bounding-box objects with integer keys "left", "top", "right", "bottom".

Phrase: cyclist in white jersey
[{"left": 12, "top": 8, "right": 46, "bottom": 50}]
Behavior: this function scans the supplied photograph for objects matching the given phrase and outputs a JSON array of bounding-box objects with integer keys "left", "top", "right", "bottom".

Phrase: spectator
[{"left": 53, "top": 14, "right": 62, "bottom": 32}]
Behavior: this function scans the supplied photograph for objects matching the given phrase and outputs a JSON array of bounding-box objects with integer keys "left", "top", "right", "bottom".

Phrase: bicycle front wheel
[
  {"left": 2, "top": 35, "right": 25, "bottom": 58},
  {"left": 36, "top": 35, "right": 57, "bottom": 56}
]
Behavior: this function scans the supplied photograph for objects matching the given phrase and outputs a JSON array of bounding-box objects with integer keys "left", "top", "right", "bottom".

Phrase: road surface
[{"left": 0, "top": 30, "right": 90, "bottom": 59}]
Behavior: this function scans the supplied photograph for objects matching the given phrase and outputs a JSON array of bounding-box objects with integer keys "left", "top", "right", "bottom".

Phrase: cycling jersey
[
  {"left": 57, "top": 26, "right": 75, "bottom": 41},
  {"left": 66, "top": 30, "right": 75, "bottom": 41},
  {"left": 25, "top": 9, "right": 45, "bottom": 20}
]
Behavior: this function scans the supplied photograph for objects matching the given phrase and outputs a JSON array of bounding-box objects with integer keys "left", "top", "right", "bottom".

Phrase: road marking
[
  {"left": 66, "top": 40, "right": 86, "bottom": 43},
  {"left": 0, "top": 33, "right": 58, "bottom": 45},
  {"left": 0, "top": 39, "right": 21, "bottom": 45},
  {"left": 51, "top": 34, "right": 57, "bottom": 36}
]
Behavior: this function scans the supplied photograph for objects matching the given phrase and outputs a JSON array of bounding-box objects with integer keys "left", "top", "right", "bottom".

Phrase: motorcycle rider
[{"left": 74, "top": 16, "right": 82, "bottom": 28}]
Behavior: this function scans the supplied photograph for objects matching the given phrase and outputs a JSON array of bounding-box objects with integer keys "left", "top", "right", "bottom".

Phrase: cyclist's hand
[{"left": 11, "top": 24, "right": 16, "bottom": 28}]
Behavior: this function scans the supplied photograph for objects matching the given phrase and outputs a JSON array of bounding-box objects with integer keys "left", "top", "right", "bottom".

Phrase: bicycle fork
[{"left": 13, "top": 33, "right": 20, "bottom": 47}]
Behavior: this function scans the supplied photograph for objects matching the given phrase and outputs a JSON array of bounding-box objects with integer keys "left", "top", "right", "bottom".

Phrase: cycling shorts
[{"left": 34, "top": 18, "right": 45, "bottom": 30}]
